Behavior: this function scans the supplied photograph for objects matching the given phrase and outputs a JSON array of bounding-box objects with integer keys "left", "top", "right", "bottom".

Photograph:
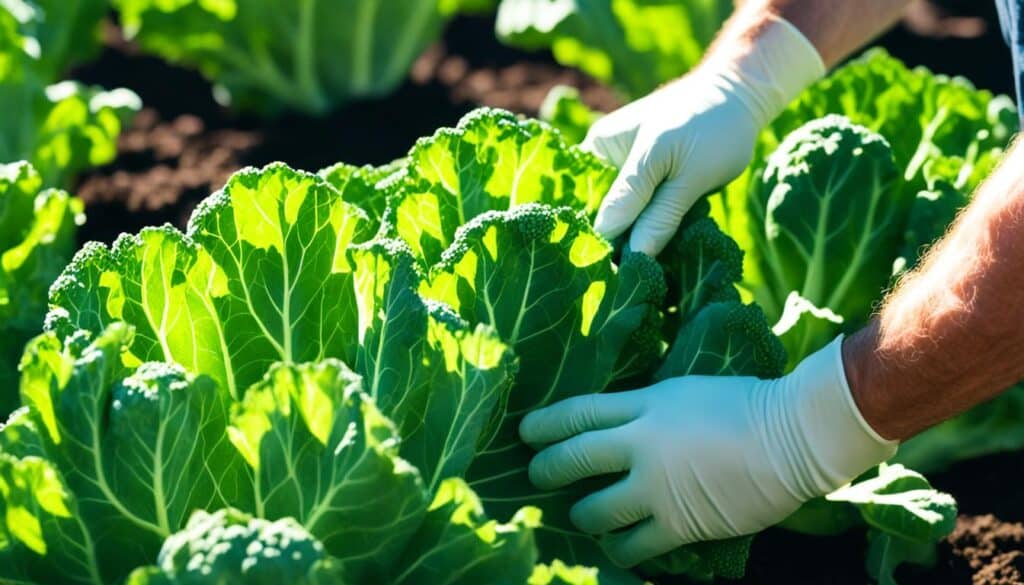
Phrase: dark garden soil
[{"left": 68, "top": 4, "right": 1022, "bottom": 584}]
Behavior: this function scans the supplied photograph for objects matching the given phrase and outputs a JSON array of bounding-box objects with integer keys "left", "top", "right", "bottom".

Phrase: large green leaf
[
  {"left": 713, "top": 49, "right": 1017, "bottom": 325},
  {"left": 752, "top": 115, "right": 904, "bottom": 364},
  {"left": 7, "top": 324, "right": 243, "bottom": 583},
  {"left": 227, "top": 359, "right": 428, "bottom": 580},
  {"left": 417, "top": 204, "right": 663, "bottom": 571}
]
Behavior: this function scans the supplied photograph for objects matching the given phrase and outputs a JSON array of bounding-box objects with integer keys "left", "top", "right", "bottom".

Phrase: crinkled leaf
[
  {"left": 228, "top": 360, "right": 428, "bottom": 580},
  {"left": 4, "top": 324, "right": 246, "bottom": 584},
  {"left": 748, "top": 115, "right": 903, "bottom": 352},
  {"left": 386, "top": 108, "right": 615, "bottom": 266},
  {"left": 420, "top": 204, "right": 663, "bottom": 568},
  {"left": 393, "top": 478, "right": 540, "bottom": 585}
]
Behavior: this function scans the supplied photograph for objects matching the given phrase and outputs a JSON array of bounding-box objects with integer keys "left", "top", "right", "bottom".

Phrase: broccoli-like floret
[
  {"left": 125, "top": 508, "right": 345, "bottom": 585},
  {"left": 658, "top": 200, "right": 744, "bottom": 338},
  {"left": 656, "top": 301, "right": 786, "bottom": 381}
]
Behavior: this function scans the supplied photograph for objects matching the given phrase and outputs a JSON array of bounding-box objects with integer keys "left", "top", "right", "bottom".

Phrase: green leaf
[
  {"left": 10, "top": 0, "right": 109, "bottom": 79},
  {"left": 828, "top": 464, "right": 956, "bottom": 585},
  {"left": 530, "top": 560, "right": 601, "bottom": 585},
  {"left": 318, "top": 159, "right": 405, "bottom": 229},
  {"left": 112, "top": 0, "right": 455, "bottom": 113},
  {"left": 750, "top": 115, "right": 903, "bottom": 356},
  {"left": 496, "top": 0, "right": 732, "bottom": 99},
  {"left": 422, "top": 204, "right": 663, "bottom": 567},
  {"left": 0, "top": 4, "right": 139, "bottom": 189},
  {"left": 386, "top": 108, "right": 615, "bottom": 266},
  {"left": 827, "top": 464, "right": 957, "bottom": 545},
  {"left": 228, "top": 360, "right": 428, "bottom": 580},
  {"left": 0, "top": 161, "right": 82, "bottom": 415},
  {"left": 866, "top": 529, "right": 940, "bottom": 585},
  {"left": 393, "top": 478, "right": 540, "bottom": 584}
]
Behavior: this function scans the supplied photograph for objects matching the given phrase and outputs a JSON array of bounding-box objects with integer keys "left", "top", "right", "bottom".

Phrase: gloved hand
[
  {"left": 520, "top": 337, "right": 897, "bottom": 567},
  {"left": 585, "top": 16, "right": 825, "bottom": 256}
]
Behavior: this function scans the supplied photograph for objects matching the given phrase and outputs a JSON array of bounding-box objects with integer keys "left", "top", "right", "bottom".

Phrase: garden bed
[{"left": 66, "top": 7, "right": 1022, "bottom": 585}]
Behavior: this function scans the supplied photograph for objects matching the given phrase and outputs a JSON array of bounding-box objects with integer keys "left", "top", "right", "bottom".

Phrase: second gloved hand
[
  {"left": 519, "top": 337, "right": 897, "bottom": 567},
  {"left": 584, "top": 16, "right": 825, "bottom": 256}
]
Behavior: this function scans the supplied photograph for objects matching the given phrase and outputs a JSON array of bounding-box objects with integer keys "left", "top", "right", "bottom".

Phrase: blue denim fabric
[{"left": 994, "top": 0, "right": 1024, "bottom": 120}]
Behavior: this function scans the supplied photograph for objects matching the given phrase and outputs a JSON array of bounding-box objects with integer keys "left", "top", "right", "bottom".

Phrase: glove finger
[
  {"left": 593, "top": 147, "right": 661, "bottom": 241},
  {"left": 528, "top": 428, "right": 631, "bottom": 491},
  {"left": 520, "top": 393, "right": 642, "bottom": 446},
  {"left": 581, "top": 129, "right": 632, "bottom": 169},
  {"left": 580, "top": 99, "right": 646, "bottom": 167},
  {"left": 628, "top": 178, "right": 701, "bottom": 256},
  {"left": 570, "top": 477, "right": 651, "bottom": 535},
  {"left": 600, "top": 518, "right": 679, "bottom": 568}
]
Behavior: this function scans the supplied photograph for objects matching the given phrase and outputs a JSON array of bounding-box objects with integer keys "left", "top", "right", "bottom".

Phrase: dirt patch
[
  {"left": 75, "top": 109, "right": 260, "bottom": 243},
  {"left": 944, "top": 515, "right": 1024, "bottom": 585}
]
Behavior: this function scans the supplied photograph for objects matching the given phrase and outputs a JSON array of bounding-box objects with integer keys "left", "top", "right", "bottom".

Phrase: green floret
[
  {"left": 318, "top": 160, "right": 406, "bottom": 227},
  {"left": 656, "top": 301, "right": 787, "bottom": 381},
  {"left": 436, "top": 203, "right": 576, "bottom": 270},
  {"left": 659, "top": 198, "right": 744, "bottom": 337},
  {"left": 125, "top": 508, "right": 344, "bottom": 585}
]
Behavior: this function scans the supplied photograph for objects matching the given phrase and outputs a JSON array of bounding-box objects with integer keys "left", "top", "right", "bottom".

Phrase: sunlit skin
[{"left": 846, "top": 138, "right": 1024, "bottom": 440}]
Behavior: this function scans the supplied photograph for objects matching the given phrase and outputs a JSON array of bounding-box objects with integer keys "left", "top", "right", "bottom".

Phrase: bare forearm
[
  {"left": 707, "top": 0, "right": 913, "bottom": 68},
  {"left": 845, "top": 139, "right": 1024, "bottom": 440}
]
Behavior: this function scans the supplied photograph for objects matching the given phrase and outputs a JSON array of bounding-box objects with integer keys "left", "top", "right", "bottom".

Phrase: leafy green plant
[
  {"left": 496, "top": 0, "right": 733, "bottom": 99},
  {"left": 0, "top": 108, "right": 959, "bottom": 584},
  {"left": 112, "top": 0, "right": 469, "bottom": 115},
  {"left": 0, "top": 0, "right": 140, "bottom": 188},
  {"left": 5, "top": 0, "right": 110, "bottom": 80},
  {"left": 0, "top": 161, "right": 82, "bottom": 416}
]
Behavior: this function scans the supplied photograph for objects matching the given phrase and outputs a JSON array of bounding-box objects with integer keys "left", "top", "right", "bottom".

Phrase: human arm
[
  {"left": 590, "top": 0, "right": 914, "bottom": 255},
  {"left": 846, "top": 138, "right": 1024, "bottom": 440}
]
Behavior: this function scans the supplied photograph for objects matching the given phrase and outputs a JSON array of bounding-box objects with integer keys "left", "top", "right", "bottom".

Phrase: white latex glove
[
  {"left": 520, "top": 336, "right": 897, "bottom": 567},
  {"left": 585, "top": 16, "right": 825, "bottom": 255}
]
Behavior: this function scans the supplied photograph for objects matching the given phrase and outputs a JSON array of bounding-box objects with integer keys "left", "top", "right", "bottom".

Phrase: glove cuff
[
  {"left": 712, "top": 15, "right": 826, "bottom": 127},
  {"left": 785, "top": 336, "right": 898, "bottom": 499}
]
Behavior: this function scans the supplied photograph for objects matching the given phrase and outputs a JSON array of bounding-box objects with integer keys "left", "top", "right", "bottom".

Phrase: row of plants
[{"left": 0, "top": 1, "right": 1020, "bottom": 584}]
